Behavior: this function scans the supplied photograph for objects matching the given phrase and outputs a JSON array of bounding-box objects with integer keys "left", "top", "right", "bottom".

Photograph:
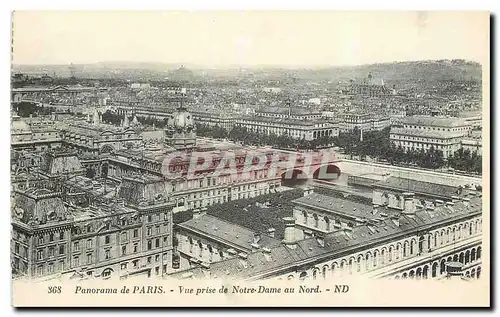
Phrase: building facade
[
  {"left": 11, "top": 174, "right": 175, "bottom": 281},
  {"left": 390, "top": 116, "right": 472, "bottom": 158}
]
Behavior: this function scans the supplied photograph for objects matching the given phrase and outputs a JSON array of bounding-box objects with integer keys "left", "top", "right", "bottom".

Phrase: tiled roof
[
  {"left": 374, "top": 177, "right": 459, "bottom": 199},
  {"left": 390, "top": 127, "right": 467, "bottom": 139},
  {"left": 178, "top": 214, "right": 282, "bottom": 252},
  {"left": 169, "top": 194, "right": 481, "bottom": 281},
  {"left": 293, "top": 193, "right": 399, "bottom": 220},
  {"left": 118, "top": 176, "right": 167, "bottom": 205},
  {"left": 397, "top": 116, "right": 469, "bottom": 128}
]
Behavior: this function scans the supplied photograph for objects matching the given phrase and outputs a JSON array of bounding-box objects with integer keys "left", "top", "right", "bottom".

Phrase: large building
[
  {"left": 344, "top": 74, "right": 392, "bottom": 97},
  {"left": 169, "top": 184, "right": 482, "bottom": 281},
  {"left": 175, "top": 212, "right": 282, "bottom": 271},
  {"left": 255, "top": 106, "right": 323, "bottom": 121},
  {"left": 11, "top": 153, "right": 175, "bottom": 281},
  {"left": 390, "top": 116, "right": 472, "bottom": 158},
  {"left": 338, "top": 112, "right": 391, "bottom": 132},
  {"left": 11, "top": 85, "right": 107, "bottom": 106},
  {"left": 11, "top": 113, "right": 62, "bottom": 152},
  {"left": 235, "top": 116, "right": 339, "bottom": 140},
  {"left": 60, "top": 109, "right": 142, "bottom": 155}
]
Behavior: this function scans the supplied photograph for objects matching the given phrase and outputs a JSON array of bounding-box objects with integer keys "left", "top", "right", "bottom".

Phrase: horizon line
[{"left": 11, "top": 58, "right": 482, "bottom": 69}]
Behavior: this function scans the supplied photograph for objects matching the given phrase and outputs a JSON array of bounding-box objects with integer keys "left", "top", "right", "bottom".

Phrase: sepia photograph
[{"left": 8, "top": 10, "right": 490, "bottom": 307}]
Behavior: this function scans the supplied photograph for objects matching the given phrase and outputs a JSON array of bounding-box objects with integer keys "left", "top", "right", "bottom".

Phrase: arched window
[
  {"left": 322, "top": 265, "right": 328, "bottom": 279},
  {"left": 388, "top": 246, "right": 393, "bottom": 262},
  {"left": 452, "top": 227, "right": 456, "bottom": 241},
  {"left": 348, "top": 258, "right": 354, "bottom": 274},
  {"left": 331, "top": 263, "right": 337, "bottom": 277},
  {"left": 357, "top": 256, "right": 362, "bottom": 272},
  {"left": 440, "top": 231, "right": 445, "bottom": 245},
  {"left": 434, "top": 232, "right": 439, "bottom": 247},
  {"left": 446, "top": 229, "right": 450, "bottom": 243},
  {"left": 440, "top": 259, "right": 446, "bottom": 274},
  {"left": 403, "top": 242, "right": 408, "bottom": 257},
  {"left": 373, "top": 251, "right": 378, "bottom": 267},
  {"left": 365, "top": 253, "right": 371, "bottom": 271},
  {"left": 432, "top": 262, "right": 438, "bottom": 277},
  {"left": 381, "top": 249, "right": 386, "bottom": 265},
  {"left": 469, "top": 223, "right": 473, "bottom": 236}
]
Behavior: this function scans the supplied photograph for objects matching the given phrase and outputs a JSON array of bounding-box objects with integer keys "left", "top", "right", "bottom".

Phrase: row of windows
[
  {"left": 37, "top": 231, "right": 65, "bottom": 245},
  {"left": 302, "top": 217, "right": 483, "bottom": 278},
  {"left": 37, "top": 244, "right": 65, "bottom": 260}
]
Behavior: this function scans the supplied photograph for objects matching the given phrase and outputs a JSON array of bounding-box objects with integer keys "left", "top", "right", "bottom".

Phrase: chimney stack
[
  {"left": 402, "top": 192, "right": 416, "bottom": 215},
  {"left": 303, "top": 187, "right": 313, "bottom": 197},
  {"left": 446, "top": 262, "right": 465, "bottom": 280},
  {"left": 253, "top": 233, "right": 261, "bottom": 244},
  {"left": 435, "top": 199, "right": 444, "bottom": 207},
  {"left": 282, "top": 217, "right": 297, "bottom": 249},
  {"left": 390, "top": 215, "right": 400, "bottom": 227},
  {"left": 192, "top": 209, "right": 201, "bottom": 219},
  {"left": 267, "top": 228, "right": 275, "bottom": 238},
  {"left": 316, "top": 233, "right": 325, "bottom": 247}
]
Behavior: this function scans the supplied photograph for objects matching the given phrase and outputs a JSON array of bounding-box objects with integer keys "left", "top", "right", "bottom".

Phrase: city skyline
[{"left": 12, "top": 11, "right": 488, "bottom": 67}]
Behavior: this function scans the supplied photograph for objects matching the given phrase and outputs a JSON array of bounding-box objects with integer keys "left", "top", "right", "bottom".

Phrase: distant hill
[{"left": 11, "top": 59, "right": 482, "bottom": 82}]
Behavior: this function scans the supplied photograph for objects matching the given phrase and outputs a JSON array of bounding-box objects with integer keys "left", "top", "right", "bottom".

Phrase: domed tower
[{"left": 164, "top": 90, "right": 196, "bottom": 151}]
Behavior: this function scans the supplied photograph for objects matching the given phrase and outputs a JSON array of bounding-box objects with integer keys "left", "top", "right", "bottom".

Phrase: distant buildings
[
  {"left": 390, "top": 116, "right": 472, "bottom": 158},
  {"left": 235, "top": 116, "right": 339, "bottom": 141},
  {"left": 344, "top": 73, "right": 392, "bottom": 97},
  {"left": 255, "top": 106, "right": 323, "bottom": 121},
  {"left": 11, "top": 114, "right": 62, "bottom": 151},
  {"left": 61, "top": 109, "right": 142, "bottom": 155},
  {"left": 338, "top": 112, "right": 391, "bottom": 133}
]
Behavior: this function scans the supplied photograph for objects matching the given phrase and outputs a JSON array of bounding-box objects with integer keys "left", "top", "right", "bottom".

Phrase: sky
[{"left": 11, "top": 11, "right": 489, "bottom": 67}]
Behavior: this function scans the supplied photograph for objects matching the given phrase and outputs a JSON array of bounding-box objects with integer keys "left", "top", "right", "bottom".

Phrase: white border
[{"left": 2, "top": 1, "right": 497, "bottom": 316}]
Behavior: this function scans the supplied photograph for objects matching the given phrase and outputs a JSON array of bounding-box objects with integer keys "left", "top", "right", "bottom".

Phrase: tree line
[{"left": 98, "top": 111, "right": 481, "bottom": 174}]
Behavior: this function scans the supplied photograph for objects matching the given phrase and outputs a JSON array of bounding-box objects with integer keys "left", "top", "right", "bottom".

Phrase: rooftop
[
  {"left": 397, "top": 116, "right": 470, "bottom": 128},
  {"left": 170, "top": 194, "right": 482, "bottom": 280},
  {"left": 178, "top": 214, "right": 282, "bottom": 252},
  {"left": 293, "top": 193, "right": 399, "bottom": 220},
  {"left": 373, "top": 177, "right": 461, "bottom": 199}
]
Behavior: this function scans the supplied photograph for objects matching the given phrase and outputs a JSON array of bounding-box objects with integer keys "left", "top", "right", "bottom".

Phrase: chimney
[
  {"left": 262, "top": 247, "right": 272, "bottom": 254},
  {"left": 391, "top": 215, "right": 400, "bottom": 227},
  {"left": 238, "top": 252, "right": 248, "bottom": 260},
  {"left": 316, "top": 233, "right": 325, "bottom": 247},
  {"left": 461, "top": 197, "right": 471, "bottom": 207},
  {"left": 226, "top": 249, "right": 237, "bottom": 256},
  {"left": 282, "top": 217, "right": 297, "bottom": 248},
  {"left": 372, "top": 204, "right": 380, "bottom": 215},
  {"left": 267, "top": 228, "right": 275, "bottom": 238},
  {"left": 402, "top": 192, "right": 416, "bottom": 215},
  {"left": 200, "top": 262, "right": 210, "bottom": 269},
  {"left": 446, "top": 262, "right": 465, "bottom": 280},
  {"left": 303, "top": 187, "right": 313, "bottom": 197},
  {"left": 192, "top": 209, "right": 201, "bottom": 219},
  {"left": 435, "top": 199, "right": 444, "bottom": 207},
  {"left": 303, "top": 229, "right": 313, "bottom": 239},
  {"left": 253, "top": 233, "right": 261, "bottom": 244}
]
